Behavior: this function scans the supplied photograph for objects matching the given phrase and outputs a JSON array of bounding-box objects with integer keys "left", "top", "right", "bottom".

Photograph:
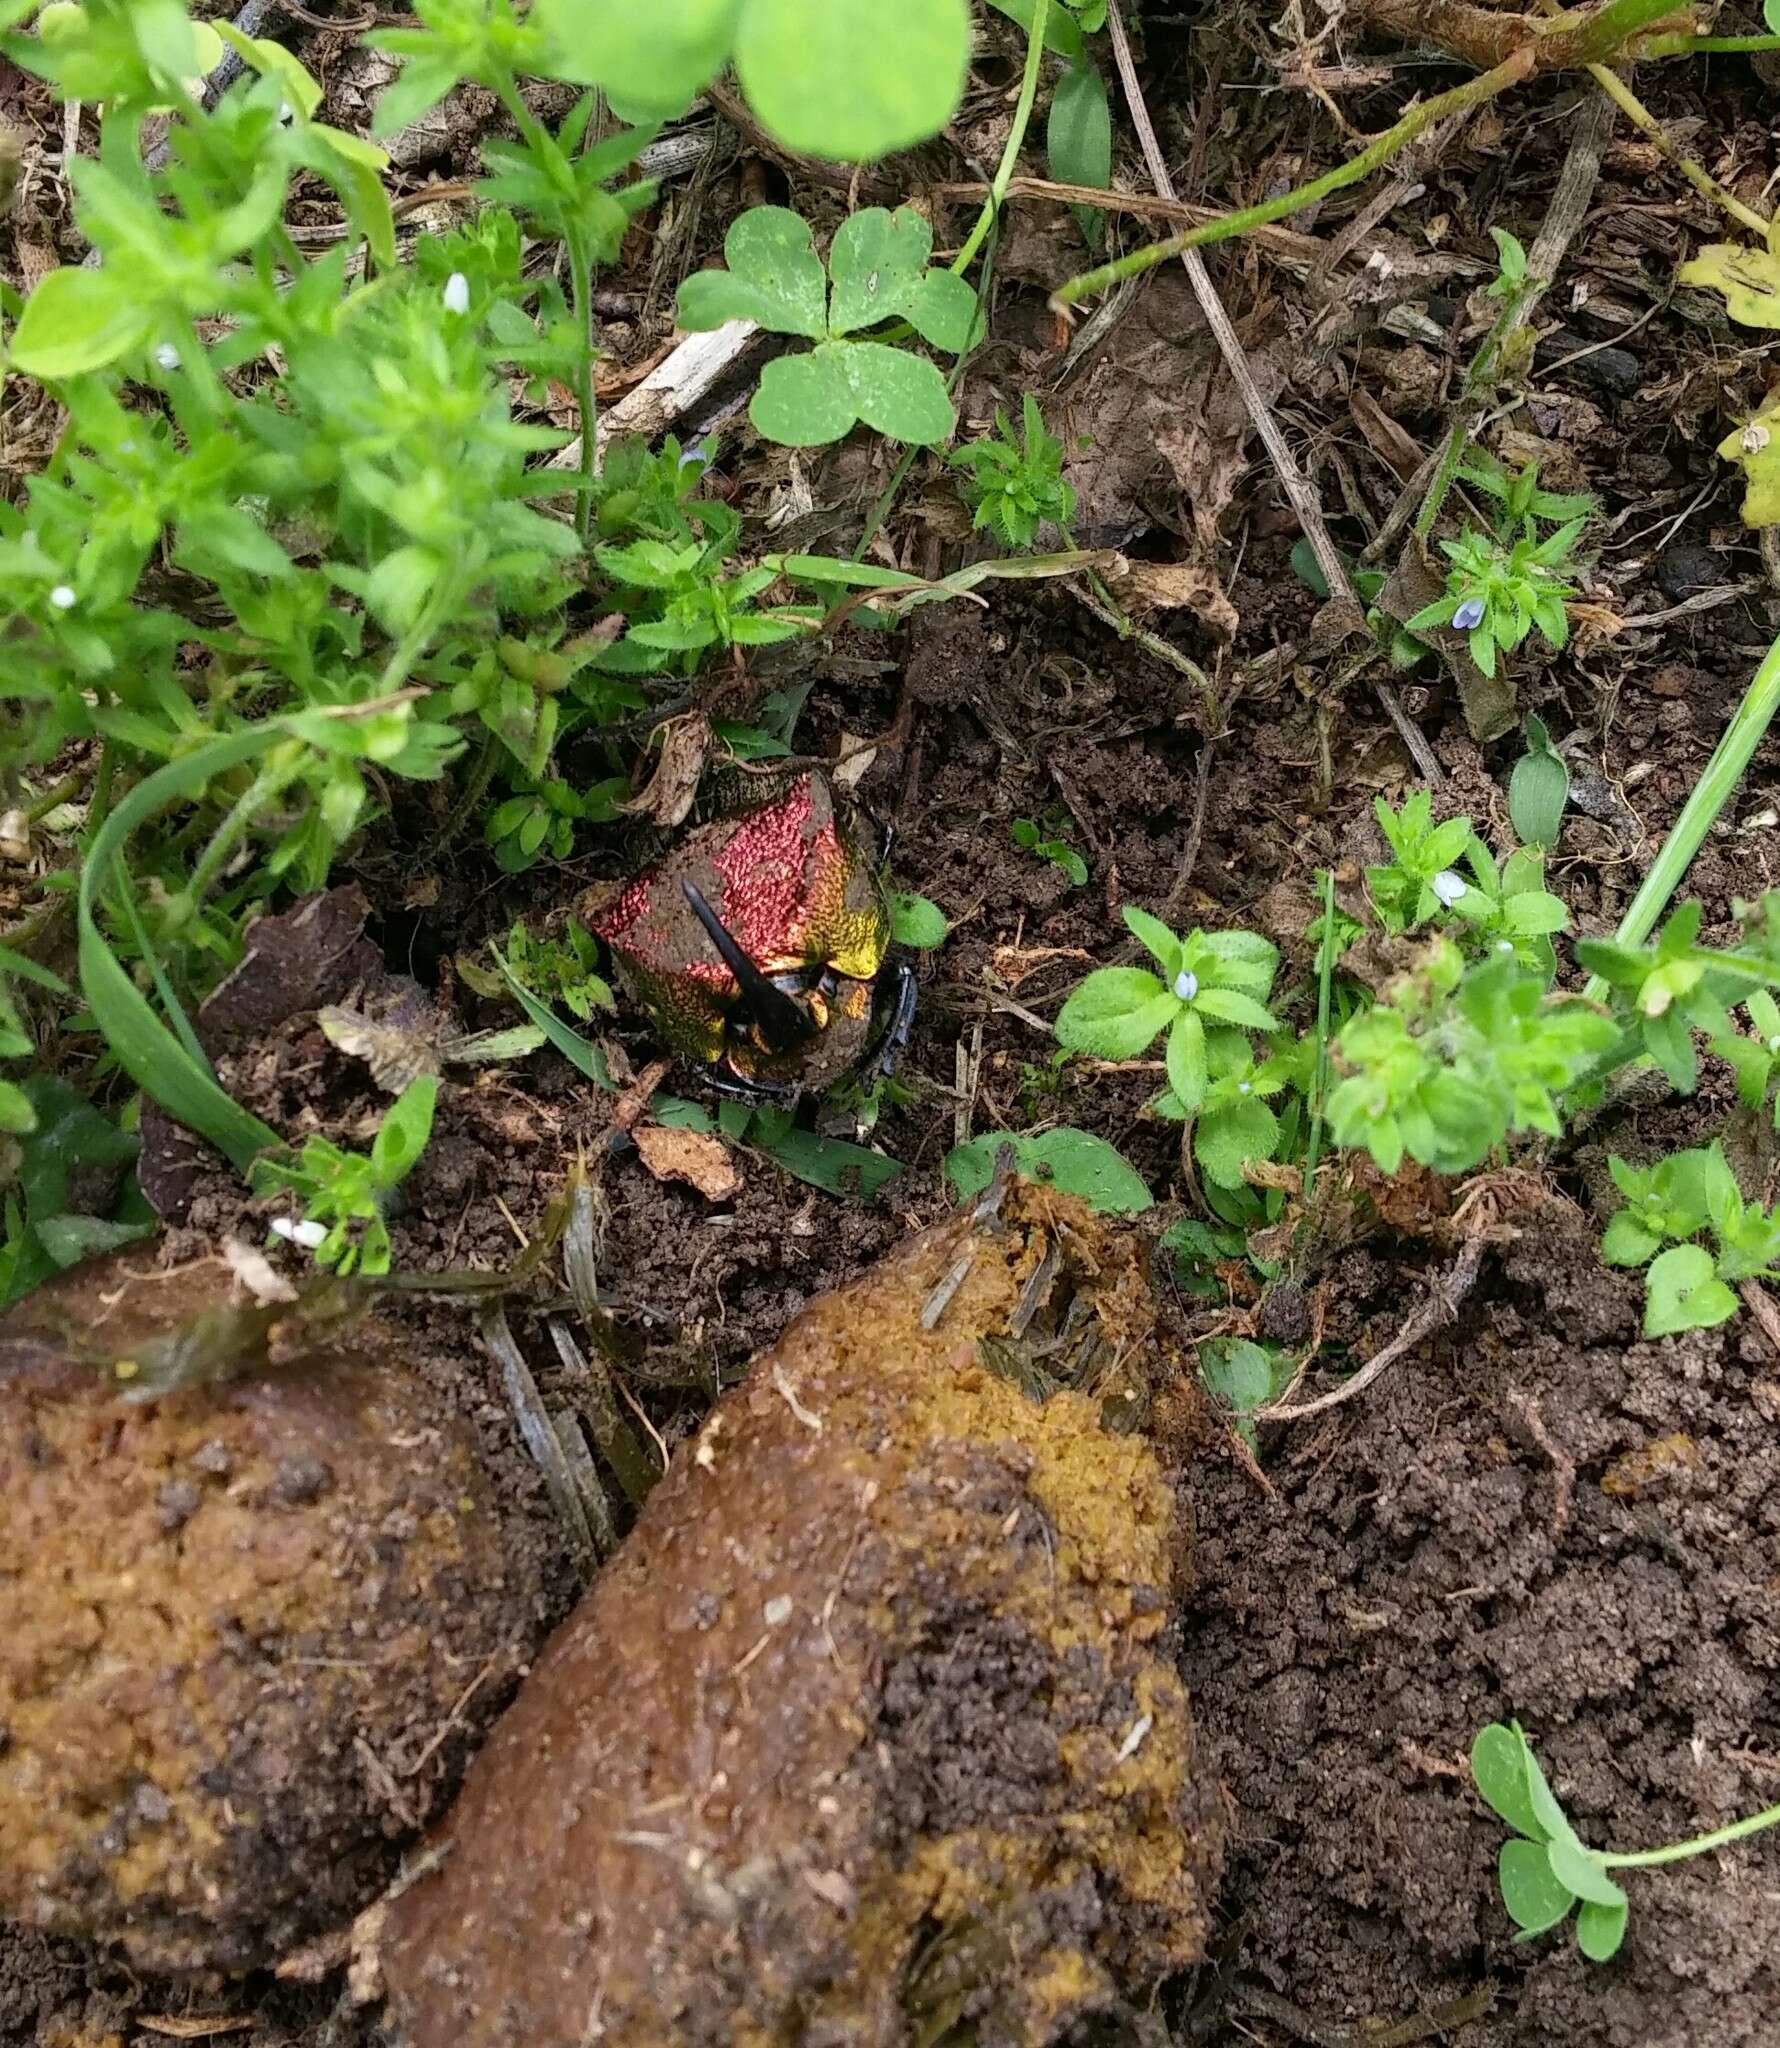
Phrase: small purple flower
[{"left": 1452, "top": 595, "right": 1487, "bottom": 632}]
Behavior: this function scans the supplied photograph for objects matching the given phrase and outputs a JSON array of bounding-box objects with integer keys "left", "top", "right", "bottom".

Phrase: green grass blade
[{"left": 78, "top": 731, "right": 284, "bottom": 1173}]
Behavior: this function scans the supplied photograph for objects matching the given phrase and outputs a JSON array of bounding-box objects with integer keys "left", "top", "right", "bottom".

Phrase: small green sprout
[
  {"left": 1708, "top": 987, "right": 1780, "bottom": 1129},
  {"left": 1406, "top": 520, "right": 1584, "bottom": 681},
  {"left": 1474, "top": 1721, "right": 1780, "bottom": 1963},
  {"left": 1367, "top": 795, "right": 1567, "bottom": 967},
  {"left": 1197, "top": 1336, "right": 1293, "bottom": 1445},
  {"left": 950, "top": 395, "right": 1078, "bottom": 550},
  {"left": 1601, "top": 1142, "right": 1780, "bottom": 1335},
  {"left": 250, "top": 1075, "right": 438, "bottom": 1278},
  {"left": 890, "top": 891, "right": 949, "bottom": 949},
  {"left": 1055, "top": 909, "right": 1289, "bottom": 1192},
  {"left": 461, "top": 918, "right": 616, "bottom": 1022},
  {"left": 1010, "top": 814, "right": 1088, "bottom": 886},
  {"left": 1055, "top": 908, "right": 1282, "bottom": 1116},
  {"left": 1327, "top": 941, "right": 1617, "bottom": 1176},
  {"left": 1508, "top": 712, "right": 1570, "bottom": 851}
]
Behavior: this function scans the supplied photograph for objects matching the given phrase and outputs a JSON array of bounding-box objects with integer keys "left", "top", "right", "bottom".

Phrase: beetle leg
[
  {"left": 863, "top": 956, "right": 919, "bottom": 1083},
  {"left": 706, "top": 1061, "right": 802, "bottom": 1109}
]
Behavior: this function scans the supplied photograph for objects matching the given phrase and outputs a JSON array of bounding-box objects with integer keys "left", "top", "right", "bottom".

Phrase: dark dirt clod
[
  {"left": 0, "top": 1244, "right": 551, "bottom": 1975},
  {"left": 380, "top": 1187, "right": 1224, "bottom": 2048}
]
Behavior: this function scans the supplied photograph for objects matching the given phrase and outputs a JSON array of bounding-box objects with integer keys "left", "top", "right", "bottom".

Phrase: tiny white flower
[
  {"left": 1237, "top": 1081, "right": 1251, "bottom": 1095},
  {"left": 1431, "top": 869, "right": 1468, "bottom": 908},
  {"left": 1496, "top": 939, "right": 1515, "bottom": 954},
  {"left": 1452, "top": 595, "right": 1487, "bottom": 632},
  {"left": 442, "top": 271, "right": 471, "bottom": 316},
  {"left": 270, "top": 1216, "right": 329, "bottom": 1250},
  {"left": 48, "top": 584, "right": 76, "bottom": 610},
  {"left": 154, "top": 342, "right": 181, "bottom": 371},
  {"left": 277, "top": 99, "right": 294, "bottom": 124},
  {"left": 1173, "top": 968, "right": 1198, "bottom": 1002}
]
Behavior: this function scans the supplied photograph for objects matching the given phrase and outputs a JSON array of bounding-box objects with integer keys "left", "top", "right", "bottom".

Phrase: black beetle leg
[
  {"left": 705, "top": 1061, "right": 802, "bottom": 1109},
  {"left": 863, "top": 956, "right": 919, "bottom": 1084}
]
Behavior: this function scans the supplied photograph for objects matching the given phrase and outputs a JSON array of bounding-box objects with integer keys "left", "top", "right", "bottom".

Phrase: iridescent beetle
[{"left": 587, "top": 770, "right": 916, "bottom": 1101}]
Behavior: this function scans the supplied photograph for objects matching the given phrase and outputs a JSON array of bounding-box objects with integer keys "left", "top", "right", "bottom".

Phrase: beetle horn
[{"left": 680, "top": 879, "right": 818, "bottom": 1053}]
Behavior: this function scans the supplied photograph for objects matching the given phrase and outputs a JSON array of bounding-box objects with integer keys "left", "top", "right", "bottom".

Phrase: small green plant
[
  {"left": 1327, "top": 941, "right": 1618, "bottom": 1176},
  {"left": 676, "top": 206, "right": 977, "bottom": 448},
  {"left": 1010, "top": 814, "right": 1088, "bottom": 886},
  {"left": 249, "top": 1076, "right": 438, "bottom": 1277},
  {"left": 0, "top": 1076, "right": 149, "bottom": 1310},
  {"left": 461, "top": 919, "right": 617, "bottom": 1022},
  {"left": 1197, "top": 1335, "right": 1293, "bottom": 1445},
  {"left": 1508, "top": 712, "right": 1571, "bottom": 851},
  {"left": 1709, "top": 987, "right": 1780, "bottom": 1128},
  {"left": 945, "top": 1125, "right": 1152, "bottom": 1214},
  {"left": 951, "top": 395, "right": 1077, "bottom": 549},
  {"left": 1054, "top": 908, "right": 1290, "bottom": 1194},
  {"left": 1405, "top": 458, "right": 1592, "bottom": 683},
  {"left": 1601, "top": 1143, "right": 1780, "bottom": 1335},
  {"left": 1474, "top": 1721, "right": 1780, "bottom": 1963},
  {"left": 1366, "top": 795, "right": 1567, "bottom": 965},
  {"left": 890, "top": 891, "right": 950, "bottom": 949}
]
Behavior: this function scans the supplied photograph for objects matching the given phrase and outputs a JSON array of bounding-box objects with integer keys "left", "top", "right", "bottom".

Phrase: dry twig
[
  {"left": 1101, "top": 0, "right": 1446, "bottom": 786},
  {"left": 1256, "top": 1238, "right": 1487, "bottom": 1423}
]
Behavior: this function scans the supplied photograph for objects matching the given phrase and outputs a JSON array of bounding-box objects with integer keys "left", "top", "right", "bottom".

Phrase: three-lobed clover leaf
[
  {"left": 532, "top": 0, "right": 970, "bottom": 163},
  {"left": 677, "top": 205, "right": 977, "bottom": 448}
]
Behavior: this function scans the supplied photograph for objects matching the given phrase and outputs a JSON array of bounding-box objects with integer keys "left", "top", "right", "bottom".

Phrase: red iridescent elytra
[{"left": 589, "top": 771, "right": 894, "bottom": 1091}]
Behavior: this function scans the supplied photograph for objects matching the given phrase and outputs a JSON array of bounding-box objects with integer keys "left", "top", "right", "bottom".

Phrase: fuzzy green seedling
[
  {"left": 250, "top": 1076, "right": 438, "bottom": 1277},
  {"left": 1474, "top": 1721, "right": 1780, "bottom": 1962},
  {"left": 951, "top": 396, "right": 1078, "bottom": 550},
  {"left": 1010, "top": 815, "right": 1088, "bottom": 886}
]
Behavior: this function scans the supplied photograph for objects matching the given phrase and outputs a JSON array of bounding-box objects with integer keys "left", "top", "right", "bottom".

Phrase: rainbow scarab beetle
[{"left": 587, "top": 770, "right": 916, "bottom": 1102}]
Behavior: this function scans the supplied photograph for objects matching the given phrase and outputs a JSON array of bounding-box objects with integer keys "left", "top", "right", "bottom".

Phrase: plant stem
[
  {"left": 1639, "top": 32, "right": 1780, "bottom": 52},
  {"left": 1582, "top": 59, "right": 1771, "bottom": 235},
  {"left": 1414, "top": 281, "right": 1536, "bottom": 542},
  {"left": 566, "top": 226, "right": 600, "bottom": 541},
  {"left": 1599, "top": 1800, "right": 1780, "bottom": 1868},
  {"left": 185, "top": 751, "right": 304, "bottom": 906},
  {"left": 952, "top": 0, "right": 1050, "bottom": 278},
  {"left": 1303, "top": 868, "right": 1338, "bottom": 1190},
  {"left": 1583, "top": 626, "right": 1780, "bottom": 1002},
  {"left": 1052, "top": 50, "right": 1532, "bottom": 308}
]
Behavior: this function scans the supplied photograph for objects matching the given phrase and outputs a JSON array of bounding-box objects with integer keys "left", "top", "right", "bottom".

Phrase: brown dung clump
[
  {"left": 0, "top": 1245, "right": 540, "bottom": 1973},
  {"left": 381, "top": 1182, "right": 1224, "bottom": 2048}
]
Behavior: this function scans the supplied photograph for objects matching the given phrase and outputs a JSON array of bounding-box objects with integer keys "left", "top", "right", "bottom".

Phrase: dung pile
[
  {"left": 381, "top": 1181, "right": 1224, "bottom": 2048},
  {"left": 0, "top": 1245, "right": 542, "bottom": 1973}
]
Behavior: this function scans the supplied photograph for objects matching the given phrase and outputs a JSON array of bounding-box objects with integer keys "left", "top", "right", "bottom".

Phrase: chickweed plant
[
  {"left": 1405, "top": 459, "right": 1594, "bottom": 682},
  {"left": 250, "top": 1075, "right": 438, "bottom": 1277}
]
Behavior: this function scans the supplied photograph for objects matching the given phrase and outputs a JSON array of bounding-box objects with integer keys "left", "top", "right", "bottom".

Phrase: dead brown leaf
[
  {"left": 634, "top": 1124, "right": 743, "bottom": 1202},
  {"left": 621, "top": 714, "right": 712, "bottom": 829},
  {"left": 1108, "top": 558, "right": 1239, "bottom": 640},
  {"left": 1600, "top": 1434, "right": 1699, "bottom": 1497}
]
